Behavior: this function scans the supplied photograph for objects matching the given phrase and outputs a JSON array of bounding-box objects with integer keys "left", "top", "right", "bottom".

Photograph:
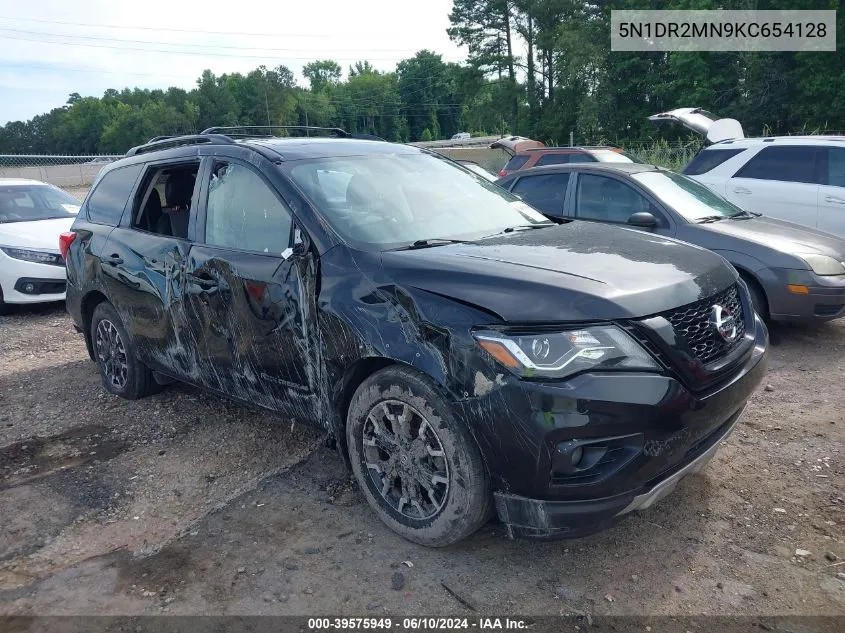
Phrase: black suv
[{"left": 62, "top": 127, "right": 768, "bottom": 545}]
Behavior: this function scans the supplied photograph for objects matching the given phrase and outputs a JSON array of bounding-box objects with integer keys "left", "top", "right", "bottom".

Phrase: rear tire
[
  {"left": 90, "top": 302, "right": 158, "bottom": 399},
  {"left": 346, "top": 366, "right": 493, "bottom": 547}
]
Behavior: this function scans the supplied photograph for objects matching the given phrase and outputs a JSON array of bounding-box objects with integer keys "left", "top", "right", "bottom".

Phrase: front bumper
[
  {"left": 0, "top": 253, "right": 67, "bottom": 304},
  {"left": 764, "top": 267, "right": 845, "bottom": 321},
  {"left": 456, "top": 315, "right": 768, "bottom": 541},
  {"left": 495, "top": 408, "right": 742, "bottom": 540}
]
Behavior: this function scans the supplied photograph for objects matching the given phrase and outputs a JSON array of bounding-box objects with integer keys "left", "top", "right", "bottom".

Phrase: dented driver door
[{"left": 183, "top": 158, "right": 321, "bottom": 421}]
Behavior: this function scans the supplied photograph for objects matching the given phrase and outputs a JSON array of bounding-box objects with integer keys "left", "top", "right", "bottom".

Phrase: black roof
[{"left": 124, "top": 126, "right": 409, "bottom": 160}]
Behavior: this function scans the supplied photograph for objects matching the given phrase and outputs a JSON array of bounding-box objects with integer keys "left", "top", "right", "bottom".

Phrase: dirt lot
[{"left": 0, "top": 303, "right": 843, "bottom": 620}]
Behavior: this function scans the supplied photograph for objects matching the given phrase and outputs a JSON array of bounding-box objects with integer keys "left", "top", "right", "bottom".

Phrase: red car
[{"left": 496, "top": 145, "right": 638, "bottom": 177}]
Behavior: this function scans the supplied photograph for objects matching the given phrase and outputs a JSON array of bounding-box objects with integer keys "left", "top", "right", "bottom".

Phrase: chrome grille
[{"left": 660, "top": 284, "right": 746, "bottom": 365}]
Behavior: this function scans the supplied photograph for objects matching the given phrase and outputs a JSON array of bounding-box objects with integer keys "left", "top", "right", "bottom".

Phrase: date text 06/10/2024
[{"left": 307, "top": 618, "right": 528, "bottom": 630}]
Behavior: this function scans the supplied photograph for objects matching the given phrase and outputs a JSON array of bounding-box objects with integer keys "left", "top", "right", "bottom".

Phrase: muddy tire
[
  {"left": 346, "top": 365, "right": 492, "bottom": 547},
  {"left": 90, "top": 302, "right": 158, "bottom": 400}
]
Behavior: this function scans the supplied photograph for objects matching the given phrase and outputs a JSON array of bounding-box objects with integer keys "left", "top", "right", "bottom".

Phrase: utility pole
[{"left": 263, "top": 71, "right": 271, "bottom": 126}]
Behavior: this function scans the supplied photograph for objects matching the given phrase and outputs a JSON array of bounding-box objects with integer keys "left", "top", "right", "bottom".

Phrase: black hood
[{"left": 380, "top": 222, "right": 737, "bottom": 322}]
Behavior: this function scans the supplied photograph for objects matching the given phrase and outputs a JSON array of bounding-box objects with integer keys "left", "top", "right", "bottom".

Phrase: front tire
[
  {"left": 741, "top": 273, "right": 769, "bottom": 322},
  {"left": 346, "top": 366, "right": 492, "bottom": 547},
  {"left": 90, "top": 302, "right": 158, "bottom": 400}
]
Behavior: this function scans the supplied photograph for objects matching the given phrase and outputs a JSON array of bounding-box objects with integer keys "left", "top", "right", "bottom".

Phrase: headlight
[
  {"left": 0, "top": 247, "right": 64, "bottom": 266},
  {"left": 797, "top": 253, "right": 845, "bottom": 276},
  {"left": 473, "top": 325, "right": 659, "bottom": 379}
]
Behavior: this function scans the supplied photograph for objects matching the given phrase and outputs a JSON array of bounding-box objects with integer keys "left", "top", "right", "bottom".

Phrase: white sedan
[{"left": 0, "top": 178, "right": 81, "bottom": 313}]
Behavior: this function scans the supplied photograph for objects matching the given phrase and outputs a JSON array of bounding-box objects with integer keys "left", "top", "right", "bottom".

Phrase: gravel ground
[{"left": 0, "top": 304, "right": 843, "bottom": 619}]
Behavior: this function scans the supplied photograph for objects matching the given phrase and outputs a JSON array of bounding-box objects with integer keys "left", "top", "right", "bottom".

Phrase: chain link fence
[
  {"left": 0, "top": 155, "right": 121, "bottom": 199},
  {"left": 621, "top": 142, "right": 702, "bottom": 171},
  {"left": 0, "top": 142, "right": 699, "bottom": 201}
]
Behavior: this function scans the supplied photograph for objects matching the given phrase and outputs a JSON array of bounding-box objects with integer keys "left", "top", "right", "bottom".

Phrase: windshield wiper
[
  {"left": 480, "top": 223, "right": 556, "bottom": 238},
  {"left": 729, "top": 209, "right": 760, "bottom": 219},
  {"left": 696, "top": 215, "right": 729, "bottom": 224},
  {"left": 393, "top": 238, "right": 473, "bottom": 251}
]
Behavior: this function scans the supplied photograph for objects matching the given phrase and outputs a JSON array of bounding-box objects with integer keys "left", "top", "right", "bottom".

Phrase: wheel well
[
  {"left": 335, "top": 357, "right": 397, "bottom": 428},
  {"left": 80, "top": 291, "right": 109, "bottom": 360},
  {"left": 735, "top": 268, "right": 769, "bottom": 316},
  {"left": 332, "top": 358, "right": 493, "bottom": 484},
  {"left": 331, "top": 357, "right": 396, "bottom": 469}
]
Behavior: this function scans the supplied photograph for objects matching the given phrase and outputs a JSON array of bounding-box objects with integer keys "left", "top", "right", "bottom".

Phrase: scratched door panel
[
  {"left": 100, "top": 226, "right": 193, "bottom": 374},
  {"left": 183, "top": 244, "right": 320, "bottom": 419}
]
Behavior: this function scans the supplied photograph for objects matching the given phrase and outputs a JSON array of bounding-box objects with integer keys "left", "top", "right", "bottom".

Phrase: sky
[{"left": 0, "top": 0, "right": 468, "bottom": 125}]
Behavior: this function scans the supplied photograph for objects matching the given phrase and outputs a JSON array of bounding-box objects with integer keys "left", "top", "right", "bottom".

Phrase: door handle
[
  {"left": 824, "top": 195, "right": 845, "bottom": 204},
  {"left": 104, "top": 253, "right": 123, "bottom": 266},
  {"left": 733, "top": 187, "right": 752, "bottom": 195}
]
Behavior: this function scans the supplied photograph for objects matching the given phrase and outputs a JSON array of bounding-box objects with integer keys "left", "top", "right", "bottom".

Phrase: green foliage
[{"left": 2, "top": 0, "right": 844, "bottom": 154}]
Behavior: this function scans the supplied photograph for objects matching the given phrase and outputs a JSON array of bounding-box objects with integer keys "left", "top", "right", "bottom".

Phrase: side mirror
[{"left": 628, "top": 212, "right": 658, "bottom": 228}]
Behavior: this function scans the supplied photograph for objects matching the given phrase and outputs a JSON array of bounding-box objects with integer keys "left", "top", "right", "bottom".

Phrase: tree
[
  {"left": 397, "top": 51, "right": 462, "bottom": 141},
  {"left": 448, "top": 0, "right": 519, "bottom": 132},
  {"left": 303, "top": 60, "right": 342, "bottom": 92}
]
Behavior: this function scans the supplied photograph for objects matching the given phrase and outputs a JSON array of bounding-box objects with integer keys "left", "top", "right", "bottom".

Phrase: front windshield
[
  {"left": 632, "top": 170, "right": 743, "bottom": 221},
  {"left": 288, "top": 152, "right": 552, "bottom": 250},
  {"left": 0, "top": 185, "right": 81, "bottom": 224}
]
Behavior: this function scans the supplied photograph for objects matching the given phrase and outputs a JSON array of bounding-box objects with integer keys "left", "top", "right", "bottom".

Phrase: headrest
[{"left": 165, "top": 171, "right": 194, "bottom": 207}]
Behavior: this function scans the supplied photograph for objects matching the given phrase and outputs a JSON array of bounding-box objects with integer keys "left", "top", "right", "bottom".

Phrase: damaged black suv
[{"left": 62, "top": 127, "right": 768, "bottom": 546}]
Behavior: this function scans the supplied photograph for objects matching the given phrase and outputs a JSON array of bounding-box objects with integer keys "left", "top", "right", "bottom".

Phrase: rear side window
[
  {"left": 87, "top": 164, "right": 142, "bottom": 226},
  {"left": 683, "top": 148, "right": 746, "bottom": 175},
  {"left": 733, "top": 146, "right": 818, "bottom": 184},
  {"left": 569, "top": 154, "right": 598, "bottom": 164},
  {"left": 825, "top": 147, "right": 845, "bottom": 187},
  {"left": 535, "top": 153, "right": 572, "bottom": 167},
  {"left": 510, "top": 173, "right": 570, "bottom": 215},
  {"left": 503, "top": 155, "right": 530, "bottom": 171}
]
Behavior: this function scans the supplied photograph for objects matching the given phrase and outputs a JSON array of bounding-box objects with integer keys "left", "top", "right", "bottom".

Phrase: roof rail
[
  {"left": 525, "top": 145, "right": 617, "bottom": 152},
  {"left": 201, "top": 125, "right": 350, "bottom": 138},
  {"left": 125, "top": 134, "right": 235, "bottom": 157}
]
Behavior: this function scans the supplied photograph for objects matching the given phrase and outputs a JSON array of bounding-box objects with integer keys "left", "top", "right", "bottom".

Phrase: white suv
[{"left": 650, "top": 108, "right": 845, "bottom": 238}]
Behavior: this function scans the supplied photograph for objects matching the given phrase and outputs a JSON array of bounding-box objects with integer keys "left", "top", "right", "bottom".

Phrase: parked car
[
  {"left": 650, "top": 107, "right": 845, "bottom": 238},
  {"left": 497, "top": 163, "right": 845, "bottom": 322},
  {"left": 451, "top": 132, "right": 471, "bottom": 140},
  {"left": 63, "top": 128, "right": 767, "bottom": 545},
  {"left": 0, "top": 178, "right": 81, "bottom": 313},
  {"left": 496, "top": 146, "right": 637, "bottom": 178},
  {"left": 456, "top": 160, "right": 497, "bottom": 182}
]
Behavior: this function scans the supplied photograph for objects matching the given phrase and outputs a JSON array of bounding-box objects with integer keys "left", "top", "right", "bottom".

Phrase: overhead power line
[
  {"left": 0, "top": 27, "right": 425, "bottom": 54},
  {"left": 0, "top": 15, "right": 417, "bottom": 40},
  {"left": 0, "top": 33, "right": 453, "bottom": 61},
  {"left": 0, "top": 62, "right": 198, "bottom": 80}
]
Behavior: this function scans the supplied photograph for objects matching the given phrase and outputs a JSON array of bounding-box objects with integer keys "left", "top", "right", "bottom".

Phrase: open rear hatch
[
  {"left": 648, "top": 108, "right": 744, "bottom": 144},
  {"left": 489, "top": 135, "right": 545, "bottom": 156}
]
